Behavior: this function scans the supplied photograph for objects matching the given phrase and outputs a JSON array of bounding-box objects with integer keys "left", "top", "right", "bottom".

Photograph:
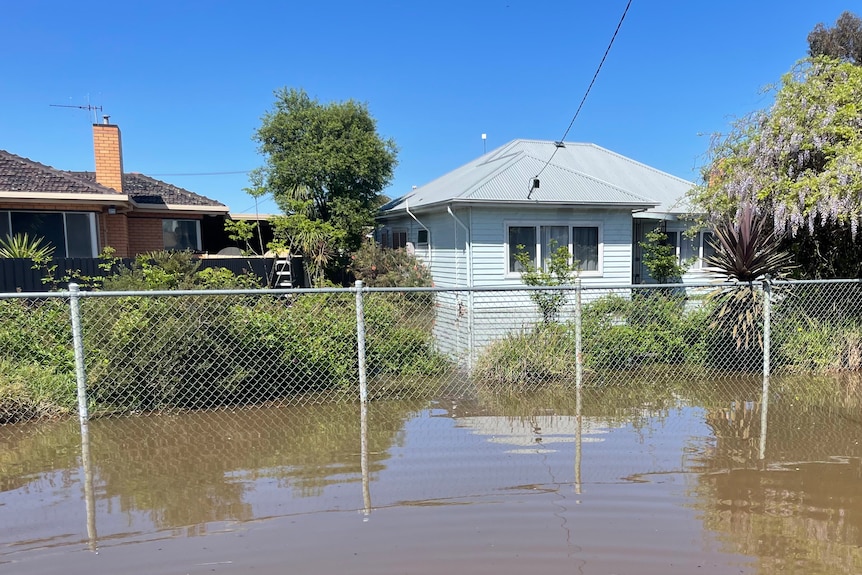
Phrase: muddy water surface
[{"left": 2, "top": 381, "right": 862, "bottom": 574}]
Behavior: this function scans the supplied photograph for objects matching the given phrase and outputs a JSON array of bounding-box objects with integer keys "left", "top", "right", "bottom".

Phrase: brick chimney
[{"left": 93, "top": 115, "right": 124, "bottom": 193}]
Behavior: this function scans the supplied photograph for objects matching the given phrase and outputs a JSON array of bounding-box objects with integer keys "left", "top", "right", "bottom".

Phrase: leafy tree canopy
[
  {"left": 690, "top": 56, "right": 862, "bottom": 277},
  {"left": 253, "top": 88, "right": 398, "bottom": 280},
  {"left": 808, "top": 11, "right": 862, "bottom": 65}
]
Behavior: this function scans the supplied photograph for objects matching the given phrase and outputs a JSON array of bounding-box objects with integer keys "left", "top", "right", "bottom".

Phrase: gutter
[{"left": 405, "top": 199, "right": 431, "bottom": 266}]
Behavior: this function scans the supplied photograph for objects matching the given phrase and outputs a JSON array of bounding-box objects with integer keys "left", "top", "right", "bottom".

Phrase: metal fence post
[
  {"left": 759, "top": 278, "right": 772, "bottom": 460},
  {"left": 574, "top": 278, "right": 583, "bottom": 390},
  {"left": 69, "top": 283, "right": 89, "bottom": 423},
  {"left": 762, "top": 278, "right": 771, "bottom": 380},
  {"left": 355, "top": 280, "right": 368, "bottom": 403}
]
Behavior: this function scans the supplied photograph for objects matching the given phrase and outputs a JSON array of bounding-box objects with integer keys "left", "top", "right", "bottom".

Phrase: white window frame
[{"left": 504, "top": 221, "right": 604, "bottom": 278}]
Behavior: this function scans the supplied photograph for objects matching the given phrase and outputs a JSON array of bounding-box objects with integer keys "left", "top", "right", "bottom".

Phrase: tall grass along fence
[{"left": 3, "top": 279, "right": 862, "bottom": 425}]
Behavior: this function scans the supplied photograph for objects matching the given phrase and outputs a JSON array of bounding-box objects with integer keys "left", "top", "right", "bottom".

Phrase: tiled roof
[
  {"left": 71, "top": 172, "right": 226, "bottom": 208},
  {"left": 0, "top": 150, "right": 118, "bottom": 195},
  {"left": 382, "top": 140, "right": 694, "bottom": 215}
]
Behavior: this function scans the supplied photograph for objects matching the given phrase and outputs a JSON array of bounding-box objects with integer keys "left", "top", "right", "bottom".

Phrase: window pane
[
  {"left": 0, "top": 211, "right": 10, "bottom": 240},
  {"left": 393, "top": 231, "right": 407, "bottom": 249},
  {"left": 509, "top": 226, "right": 536, "bottom": 272},
  {"left": 12, "top": 212, "right": 65, "bottom": 257},
  {"left": 572, "top": 226, "right": 598, "bottom": 271},
  {"left": 417, "top": 229, "right": 428, "bottom": 245},
  {"left": 702, "top": 232, "right": 717, "bottom": 264},
  {"left": 540, "top": 226, "right": 569, "bottom": 270},
  {"left": 679, "top": 231, "right": 698, "bottom": 263},
  {"left": 65, "top": 213, "right": 94, "bottom": 258},
  {"left": 163, "top": 219, "right": 199, "bottom": 251}
]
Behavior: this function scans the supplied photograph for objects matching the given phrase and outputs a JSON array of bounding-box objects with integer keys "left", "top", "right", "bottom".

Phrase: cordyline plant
[{"left": 705, "top": 204, "right": 795, "bottom": 350}]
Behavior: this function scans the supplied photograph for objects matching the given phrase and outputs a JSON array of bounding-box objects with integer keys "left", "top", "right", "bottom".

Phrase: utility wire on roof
[
  {"left": 147, "top": 170, "right": 252, "bottom": 176},
  {"left": 530, "top": 0, "right": 633, "bottom": 196}
]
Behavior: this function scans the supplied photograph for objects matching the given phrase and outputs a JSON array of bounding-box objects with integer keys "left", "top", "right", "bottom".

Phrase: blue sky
[{"left": 0, "top": 1, "right": 851, "bottom": 214}]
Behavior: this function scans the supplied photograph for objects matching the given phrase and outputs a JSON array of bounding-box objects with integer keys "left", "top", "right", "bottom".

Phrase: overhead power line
[
  {"left": 147, "top": 170, "right": 252, "bottom": 176},
  {"left": 532, "top": 0, "right": 634, "bottom": 188}
]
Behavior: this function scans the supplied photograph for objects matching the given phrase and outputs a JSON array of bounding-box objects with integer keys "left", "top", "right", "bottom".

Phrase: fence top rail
[{"left": 3, "top": 278, "right": 861, "bottom": 300}]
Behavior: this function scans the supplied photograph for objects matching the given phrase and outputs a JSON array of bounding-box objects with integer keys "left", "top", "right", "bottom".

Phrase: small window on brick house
[{"left": 163, "top": 219, "right": 200, "bottom": 251}]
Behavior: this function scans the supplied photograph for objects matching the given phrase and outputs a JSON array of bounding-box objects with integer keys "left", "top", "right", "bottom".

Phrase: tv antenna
[{"left": 50, "top": 103, "right": 104, "bottom": 123}]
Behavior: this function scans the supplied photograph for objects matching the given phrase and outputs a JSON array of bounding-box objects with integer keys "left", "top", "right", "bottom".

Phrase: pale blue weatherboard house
[
  {"left": 377, "top": 139, "right": 702, "bottom": 289},
  {"left": 376, "top": 139, "right": 703, "bottom": 360}
]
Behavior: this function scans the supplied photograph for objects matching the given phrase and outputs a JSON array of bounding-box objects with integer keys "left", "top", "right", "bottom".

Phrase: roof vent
[{"left": 554, "top": 141, "right": 566, "bottom": 148}]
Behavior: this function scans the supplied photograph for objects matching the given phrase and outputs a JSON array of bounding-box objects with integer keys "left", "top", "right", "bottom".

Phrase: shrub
[
  {"left": 581, "top": 292, "right": 711, "bottom": 370},
  {"left": 473, "top": 323, "right": 578, "bottom": 389},
  {"left": 0, "top": 360, "right": 76, "bottom": 423},
  {"left": 100, "top": 250, "right": 262, "bottom": 291},
  {"left": 775, "top": 315, "right": 862, "bottom": 372},
  {"left": 349, "top": 241, "right": 432, "bottom": 288},
  {"left": 84, "top": 290, "right": 450, "bottom": 414}
]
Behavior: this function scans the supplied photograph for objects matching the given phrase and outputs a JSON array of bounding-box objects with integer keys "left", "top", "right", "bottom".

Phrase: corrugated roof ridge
[
  {"left": 0, "top": 151, "right": 118, "bottom": 194},
  {"left": 565, "top": 142, "right": 696, "bottom": 186},
  {"left": 387, "top": 139, "right": 525, "bottom": 207},
  {"left": 515, "top": 151, "right": 658, "bottom": 204}
]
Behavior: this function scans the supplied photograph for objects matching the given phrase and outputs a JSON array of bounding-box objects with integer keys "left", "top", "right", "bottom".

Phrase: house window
[
  {"left": 699, "top": 231, "right": 717, "bottom": 267},
  {"left": 572, "top": 226, "right": 599, "bottom": 271},
  {"left": 163, "top": 219, "right": 200, "bottom": 251},
  {"left": 0, "top": 210, "right": 96, "bottom": 257},
  {"left": 508, "top": 226, "right": 537, "bottom": 272},
  {"left": 417, "top": 229, "right": 428, "bottom": 247},
  {"left": 392, "top": 230, "right": 408, "bottom": 249},
  {"left": 507, "top": 223, "right": 602, "bottom": 275}
]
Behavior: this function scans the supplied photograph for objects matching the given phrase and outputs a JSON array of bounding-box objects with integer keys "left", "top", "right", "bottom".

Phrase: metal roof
[{"left": 381, "top": 139, "right": 694, "bottom": 215}]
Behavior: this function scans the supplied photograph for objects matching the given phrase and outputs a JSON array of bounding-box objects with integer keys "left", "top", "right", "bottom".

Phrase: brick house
[{"left": 0, "top": 118, "right": 228, "bottom": 258}]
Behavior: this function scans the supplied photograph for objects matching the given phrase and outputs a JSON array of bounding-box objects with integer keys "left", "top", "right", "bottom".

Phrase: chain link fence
[{"left": 2, "top": 279, "right": 862, "bottom": 425}]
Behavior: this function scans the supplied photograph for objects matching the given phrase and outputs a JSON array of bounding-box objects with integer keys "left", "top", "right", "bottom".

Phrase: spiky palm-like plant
[
  {"left": 705, "top": 205, "right": 794, "bottom": 351},
  {"left": 0, "top": 233, "right": 55, "bottom": 263}
]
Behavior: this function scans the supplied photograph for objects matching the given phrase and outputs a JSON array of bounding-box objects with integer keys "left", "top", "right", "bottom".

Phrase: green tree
[
  {"left": 639, "top": 227, "right": 689, "bottom": 283},
  {"left": 515, "top": 244, "right": 580, "bottom": 324},
  {"left": 808, "top": 11, "right": 862, "bottom": 65},
  {"left": 691, "top": 56, "right": 862, "bottom": 278},
  {"left": 253, "top": 88, "right": 398, "bottom": 282}
]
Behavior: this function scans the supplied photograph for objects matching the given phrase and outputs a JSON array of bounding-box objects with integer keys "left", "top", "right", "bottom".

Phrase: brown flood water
[{"left": 2, "top": 380, "right": 862, "bottom": 575}]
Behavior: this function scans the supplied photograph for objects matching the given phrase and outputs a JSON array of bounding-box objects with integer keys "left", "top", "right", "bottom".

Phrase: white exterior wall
[
  {"left": 380, "top": 205, "right": 637, "bottom": 362},
  {"left": 468, "top": 205, "right": 634, "bottom": 287}
]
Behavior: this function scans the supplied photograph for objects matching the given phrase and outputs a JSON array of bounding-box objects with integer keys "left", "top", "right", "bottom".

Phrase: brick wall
[
  {"left": 127, "top": 216, "right": 164, "bottom": 254},
  {"left": 92, "top": 123, "right": 124, "bottom": 193},
  {"left": 101, "top": 213, "right": 130, "bottom": 257}
]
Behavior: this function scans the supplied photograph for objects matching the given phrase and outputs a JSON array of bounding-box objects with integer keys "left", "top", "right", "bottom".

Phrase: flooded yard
[{"left": 2, "top": 379, "right": 862, "bottom": 574}]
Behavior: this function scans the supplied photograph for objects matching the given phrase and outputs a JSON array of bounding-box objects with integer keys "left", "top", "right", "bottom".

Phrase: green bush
[
  {"left": 0, "top": 360, "right": 77, "bottom": 423},
  {"left": 84, "top": 290, "right": 450, "bottom": 414},
  {"left": 349, "top": 242, "right": 432, "bottom": 288},
  {"left": 775, "top": 315, "right": 862, "bottom": 372},
  {"left": 473, "top": 323, "right": 578, "bottom": 389},
  {"left": 582, "top": 292, "right": 711, "bottom": 370}
]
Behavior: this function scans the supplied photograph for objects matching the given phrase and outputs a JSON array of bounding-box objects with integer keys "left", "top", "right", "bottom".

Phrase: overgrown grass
[{"left": 0, "top": 360, "right": 76, "bottom": 423}]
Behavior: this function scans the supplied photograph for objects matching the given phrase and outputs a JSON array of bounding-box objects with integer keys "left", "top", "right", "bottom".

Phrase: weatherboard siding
[
  {"left": 467, "top": 206, "right": 634, "bottom": 287},
  {"left": 381, "top": 205, "right": 635, "bottom": 288}
]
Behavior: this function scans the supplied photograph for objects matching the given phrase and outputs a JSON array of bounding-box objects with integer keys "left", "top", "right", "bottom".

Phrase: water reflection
[{"left": 2, "top": 375, "right": 862, "bottom": 574}]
